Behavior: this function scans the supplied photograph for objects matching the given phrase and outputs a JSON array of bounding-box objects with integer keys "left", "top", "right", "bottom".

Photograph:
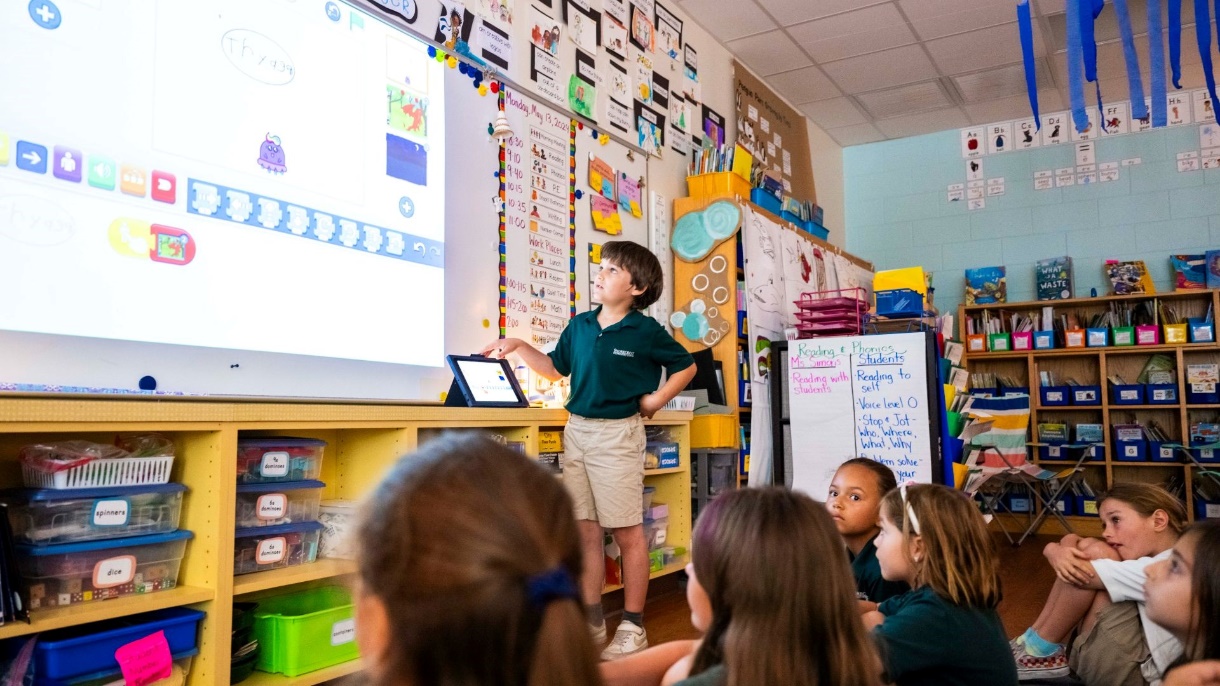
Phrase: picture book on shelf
[
  {"left": 1105, "top": 260, "right": 1155, "bottom": 295},
  {"left": 964, "top": 266, "right": 1006, "bottom": 305},
  {"left": 1035, "top": 256, "right": 1073, "bottom": 300},
  {"left": 1207, "top": 250, "right": 1220, "bottom": 289},
  {"left": 1170, "top": 254, "right": 1206, "bottom": 290}
]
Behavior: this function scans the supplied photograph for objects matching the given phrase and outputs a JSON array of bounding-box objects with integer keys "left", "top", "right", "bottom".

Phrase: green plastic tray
[{"left": 253, "top": 586, "right": 359, "bottom": 677}]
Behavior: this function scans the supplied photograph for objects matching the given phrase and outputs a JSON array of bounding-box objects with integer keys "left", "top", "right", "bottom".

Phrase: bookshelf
[
  {"left": 0, "top": 399, "right": 692, "bottom": 684},
  {"left": 960, "top": 289, "right": 1220, "bottom": 534}
]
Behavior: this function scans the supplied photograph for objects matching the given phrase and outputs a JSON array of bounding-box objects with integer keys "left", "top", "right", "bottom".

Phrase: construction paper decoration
[{"left": 670, "top": 200, "right": 741, "bottom": 262}]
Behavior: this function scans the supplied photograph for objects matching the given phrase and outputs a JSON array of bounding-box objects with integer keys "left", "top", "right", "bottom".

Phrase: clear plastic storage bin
[
  {"left": 644, "top": 517, "right": 668, "bottom": 550},
  {"left": 18, "top": 530, "right": 192, "bottom": 609},
  {"left": 2, "top": 484, "right": 186, "bottom": 545},
  {"left": 234, "top": 521, "right": 321, "bottom": 575},
  {"left": 235, "top": 480, "right": 324, "bottom": 528},
  {"left": 236, "top": 438, "right": 325, "bottom": 484}
]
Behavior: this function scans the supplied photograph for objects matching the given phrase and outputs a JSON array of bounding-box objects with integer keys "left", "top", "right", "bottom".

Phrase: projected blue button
[
  {"left": 324, "top": 1, "right": 340, "bottom": 21},
  {"left": 16, "top": 141, "right": 48, "bottom": 174},
  {"left": 28, "top": 0, "right": 61, "bottom": 29},
  {"left": 398, "top": 195, "right": 415, "bottom": 218}
]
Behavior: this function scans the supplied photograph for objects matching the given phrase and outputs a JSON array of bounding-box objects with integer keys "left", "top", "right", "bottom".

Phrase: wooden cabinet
[
  {"left": 961, "top": 290, "right": 1220, "bottom": 534},
  {"left": 0, "top": 398, "right": 691, "bottom": 684}
]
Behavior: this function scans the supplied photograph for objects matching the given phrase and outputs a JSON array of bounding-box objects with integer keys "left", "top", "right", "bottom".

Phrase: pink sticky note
[{"left": 114, "top": 630, "right": 173, "bottom": 686}]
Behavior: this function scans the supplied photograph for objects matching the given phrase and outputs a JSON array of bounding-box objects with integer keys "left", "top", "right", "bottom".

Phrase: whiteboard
[{"left": 786, "top": 332, "right": 941, "bottom": 499}]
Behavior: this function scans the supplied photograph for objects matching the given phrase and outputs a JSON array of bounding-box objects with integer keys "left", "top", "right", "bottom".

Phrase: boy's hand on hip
[
  {"left": 481, "top": 338, "right": 522, "bottom": 359},
  {"left": 639, "top": 393, "right": 665, "bottom": 418}
]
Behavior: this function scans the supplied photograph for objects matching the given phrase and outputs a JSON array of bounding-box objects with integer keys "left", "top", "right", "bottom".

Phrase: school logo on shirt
[{"left": 613, "top": 348, "right": 635, "bottom": 357}]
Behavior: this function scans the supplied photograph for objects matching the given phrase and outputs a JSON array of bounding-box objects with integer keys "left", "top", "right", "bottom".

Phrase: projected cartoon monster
[{"left": 257, "top": 134, "right": 287, "bottom": 173}]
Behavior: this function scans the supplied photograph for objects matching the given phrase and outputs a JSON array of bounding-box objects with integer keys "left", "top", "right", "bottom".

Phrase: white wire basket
[{"left": 22, "top": 455, "right": 176, "bottom": 489}]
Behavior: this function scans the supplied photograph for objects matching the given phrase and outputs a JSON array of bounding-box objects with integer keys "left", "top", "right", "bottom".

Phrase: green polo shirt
[
  {"left": 849, "top": 536, "right": 910, "bottom": 604},
  {"left": 874, "top": 586, "right": 1017, "bottom": 686},
  {"left": 549, "top": 307, "right": 694, "bottom": 419}
]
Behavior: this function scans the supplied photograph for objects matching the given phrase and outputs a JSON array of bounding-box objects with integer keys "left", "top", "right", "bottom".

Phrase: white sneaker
[
  {"left": 599, "top": 620, "right": 648, "bottom": 661},
  {"left": 589, "top": 620, "right": 607, "bottom": 644}
]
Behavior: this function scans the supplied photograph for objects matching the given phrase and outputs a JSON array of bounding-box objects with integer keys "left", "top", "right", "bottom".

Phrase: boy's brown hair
[
  {"left": 600, "top": 240, "right": 663, "bottom": 310},
  {"left": 355, "top": 433, "right": 602, "bottom": 686},
  {"left": 881, "top": 483, "right": 1002, "bottom": 609},
  {"left": 1098, "top": 483, "right": 1188, "bottom": 534},
  {"left": 688, "top": 487, "right": 881, "bottom": 686}
]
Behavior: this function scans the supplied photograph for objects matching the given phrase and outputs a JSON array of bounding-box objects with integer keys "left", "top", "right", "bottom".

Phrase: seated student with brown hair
[{"left": 352, "top": 433, "right": 603, "bottom": 686}]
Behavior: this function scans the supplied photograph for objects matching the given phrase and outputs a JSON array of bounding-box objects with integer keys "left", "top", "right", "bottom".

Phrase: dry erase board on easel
[{"left": 771, "top": 332, "right": 942, "bottom": 499}]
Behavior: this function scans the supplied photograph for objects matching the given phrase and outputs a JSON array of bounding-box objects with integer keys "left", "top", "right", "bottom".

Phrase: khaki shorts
[
  {"left": 1070, "top": 601, "right": 1151, "bottom": 686},
  {"left": 562, "top": 414, "right": 646, "bottom": 528}
]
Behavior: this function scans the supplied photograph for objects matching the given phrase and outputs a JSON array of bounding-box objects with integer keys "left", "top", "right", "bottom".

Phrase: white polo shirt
[{"left": 1092, "top": 549, "right": 1184, "bottom": 686}]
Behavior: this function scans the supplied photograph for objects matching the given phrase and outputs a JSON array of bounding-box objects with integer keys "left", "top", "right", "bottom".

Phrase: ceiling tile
[
  {"left": 963, "top": 90, "right": 1064, "bottom": 124},
  {"left": 899, "top": 0, "right": 1016, "bottom": 41},
  {"left": 788, "top": 5, "right": 917, "bottom": 63},
  {"left": 677, "top": 0, "right": 776, "bottom": 43},
  {"left": 755, "top": 0, "right": 891, "bottom": 26},
  {"left": 874, "top": 107, "right": 971, "bottom": 138},
  {"left": 953, "top": 60, "right": 1051, "bottom": 102},
  {"left": 825, "top": 122, "right": 887, "bottom": 146},
  {"left": 822, "top": 44, "right": 940, "bottom": 93},
  {"left": 856, "top": 80, "right": 953, "bottom": 119},
  {"left": 800, "top": 97, "right": 868, "bottom": 129},
  {"left": 725, "top": 31, "right": 812, "bottom": 77},
  {"left": 766, "top": 66, "right": 842, "bottom": 104},
  {"left": 1049, "top": 41, "right": 1151, "bottom": 91},
  {"left": 1035, "top": 0, "right": 1065, "bottom": 15},
  {"left": 925, "top": 23, "right": 1045, "bottom": 74}
]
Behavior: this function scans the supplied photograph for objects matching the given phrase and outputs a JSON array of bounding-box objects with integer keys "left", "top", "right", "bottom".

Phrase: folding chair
[{"left": 973, "top": 444, "right": 1095, "bottom": 546}]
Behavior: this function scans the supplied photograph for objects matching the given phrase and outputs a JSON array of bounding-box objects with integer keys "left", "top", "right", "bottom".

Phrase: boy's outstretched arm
[
  {"left": 480, "top": 338, "right": 563, "bottom": 381},
  {"left": 640, "top": 365, "right": 696, "bottom": 418}
]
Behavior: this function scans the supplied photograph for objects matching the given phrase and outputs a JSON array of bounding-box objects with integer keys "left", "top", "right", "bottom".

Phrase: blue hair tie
[{"left": 526, "top": 566, "right": 578, "bottom": 609}]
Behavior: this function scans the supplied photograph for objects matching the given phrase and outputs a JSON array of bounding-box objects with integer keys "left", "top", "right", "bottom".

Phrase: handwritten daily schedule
[{"left": 786, "top": 332, "right": 935, "bottom": 499}]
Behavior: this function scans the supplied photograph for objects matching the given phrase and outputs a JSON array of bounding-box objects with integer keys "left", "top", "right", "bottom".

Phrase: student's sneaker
[
  {"left": 599, "top": 620, "right": 648, "bottom": 661},
  {"left": 1015, "top": 645, "right": 1070, "bottom": 681},
  {"left": 1009, "top": 636, "right": 1025, "bottom": 657},
  {"left": 589, "top": 620, "right": 607, "bottom": 644}
]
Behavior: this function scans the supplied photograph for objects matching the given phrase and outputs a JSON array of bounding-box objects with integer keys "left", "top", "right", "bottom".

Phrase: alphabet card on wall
[
  {"left": 1100, "top": 102, "right": 1129, "bottom": 135},
  {"left": 1015, "top": 118, "right": 1040, "bottom": 149},
  {"left": 987, "top": 122, "right": 1011, "bottom": 154},
  {"left": 961, "top": 127, "right": 984, "bottom": 158},
  {"left": 1041, "top": 112, "right": 1066, "bottom": 145}
]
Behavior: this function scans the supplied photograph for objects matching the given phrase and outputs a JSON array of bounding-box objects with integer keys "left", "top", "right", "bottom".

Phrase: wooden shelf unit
[
  {"left": 961, "top": 289, "right": 1220, "bottom": 534},
  {"left": 0, "top": 399, "right": 692, "bottom": 684}
]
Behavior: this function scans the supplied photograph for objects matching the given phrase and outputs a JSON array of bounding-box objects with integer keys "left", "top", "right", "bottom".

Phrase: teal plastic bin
[{"left": 254, "top": 586, "right": 359, "bottom": 676}]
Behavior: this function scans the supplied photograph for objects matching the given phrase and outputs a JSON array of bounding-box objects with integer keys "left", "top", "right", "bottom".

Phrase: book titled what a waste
[{"left": 1036, "top": 256, "right": 1073, "bottom": 301}]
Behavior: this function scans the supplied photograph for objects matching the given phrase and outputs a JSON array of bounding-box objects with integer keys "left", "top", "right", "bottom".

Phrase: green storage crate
[{"left": 253, "top": 586, "right": 359, "bottom": 677}]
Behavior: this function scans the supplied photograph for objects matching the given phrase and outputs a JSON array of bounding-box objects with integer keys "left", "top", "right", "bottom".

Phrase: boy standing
[{"left": 483, "top": 240, "right": 695, "bottom": 660}]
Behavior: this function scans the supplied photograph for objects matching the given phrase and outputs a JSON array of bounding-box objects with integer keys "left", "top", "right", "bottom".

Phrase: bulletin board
[{"left": 733, "top": 60, "right": 816, "bottom": 204}]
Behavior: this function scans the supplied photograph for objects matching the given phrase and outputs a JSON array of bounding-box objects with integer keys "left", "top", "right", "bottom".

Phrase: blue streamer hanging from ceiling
[
  {"left": 1066, "top": 0, "right": 1095, "bottom": 133},
  {"left": 1114, "top": 0, "right": 1147, "bottom": 121},
  {"left": 1082, "top": 0, "right": 1107, "bottom": 130},
  {"left": 1017, "top": 1, "right": 1041, "bottom": 129},
  {"left": 1196, "top": 0, "right": 1220, "bottom": 111},
  {"left": 1149, "top": 0, "right": 1167, "bottom": 126},
  {"left": 1169, "top": 0, "right": 1182, "bottom": 88}
]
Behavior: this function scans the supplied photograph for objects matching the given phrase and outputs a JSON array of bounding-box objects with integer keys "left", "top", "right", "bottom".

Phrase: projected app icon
[
  {"left": 107, "top": 218, "right": 195, "bottom": 265},
  {"left": 120, "top": 164, "right": 147, "bottom": 196},
  {"left": 28, "top": 0, "right": 61, "bottom": 29},
  {"left": 150, "top": 225, "right": 194, "bottom": 264},
  {"left": 87, "top": 155, "right": 116, "bottom": 190},
  {"left": 52, "top": 146, "right": 82, "bottom": 183},
  {"left": 151, "top": 171, "right": 176, "bottom": 204},
  {"left": 15, "top": 141, "right": 47, "bottom": 174}
]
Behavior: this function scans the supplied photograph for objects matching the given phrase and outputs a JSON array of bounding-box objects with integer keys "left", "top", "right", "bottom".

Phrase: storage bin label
[
  {"left": 1046, "top": 392, "right": 1064, "bottom": 402},
  {"left": 260, "top": 451, "right": 289, "bottom": 477},
  {"left": 93, "top": 498, "right": 130, "bottom": 526},
  {"left": 1153, "top": 389, "right": 1173, "bottom": 401},
  {"left": 1082, "top": 500, "right": 1098, "bottom": 515},
  {"left": 1203, "top": 449, "right": 1215, "bottom": 460},
  {"left": 1047, "top": 446, "right": 1061, "bottom": 457},
  {"left": 331, "top": 618, "right": 356, "bottom": 646},
  {"left": 1194, "top": 383, "right": 1217, "bottom": 393},
  {"left": 1124, "top": 445, "right": 1139, "bottom": 457},
  {"left": 256, "top": 494, "right": 287, "bottom": 520},
  {"left": 1074, "top": 389, "right": 1096, "bottom": 401},
  {"left": 1120, "top": 390, "right": 1138, "bottom": 400},
  {"left": 1208, "top": 504, "right": 1220, "bottom": 518},
  {"left": 1160, "top": 446, "right": 1175, "bottom": 459},
  {"left": 93, "top": 554, "right": 136, "bottom": 588},
  {"left": 256, "top": 536, "right": 286, "bottom": 564}
]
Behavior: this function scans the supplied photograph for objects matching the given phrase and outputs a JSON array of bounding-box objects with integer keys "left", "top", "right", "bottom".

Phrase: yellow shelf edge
[
  {"left": 0, "top": 586, "right": 214, "bottom": 641},
  {"left": 241, "top": 658, "right": 364, "bottom": 686},
  {"left": 643, "top": 466, "right": 685, "bottom": 476},
  {"left": 233, "top": 559, "right": 358, "bottom": 596},
  {"left": 601, "top": 558, "right": 688, "bottom": 594}
]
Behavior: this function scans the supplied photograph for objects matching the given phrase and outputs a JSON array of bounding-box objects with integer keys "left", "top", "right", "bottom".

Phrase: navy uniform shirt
[
  {"left": 874, "top": 586, "right": 1017, "bottom": 686},
  {"left": 549, "top": 307, "right": 694, "bottom": 419}
]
